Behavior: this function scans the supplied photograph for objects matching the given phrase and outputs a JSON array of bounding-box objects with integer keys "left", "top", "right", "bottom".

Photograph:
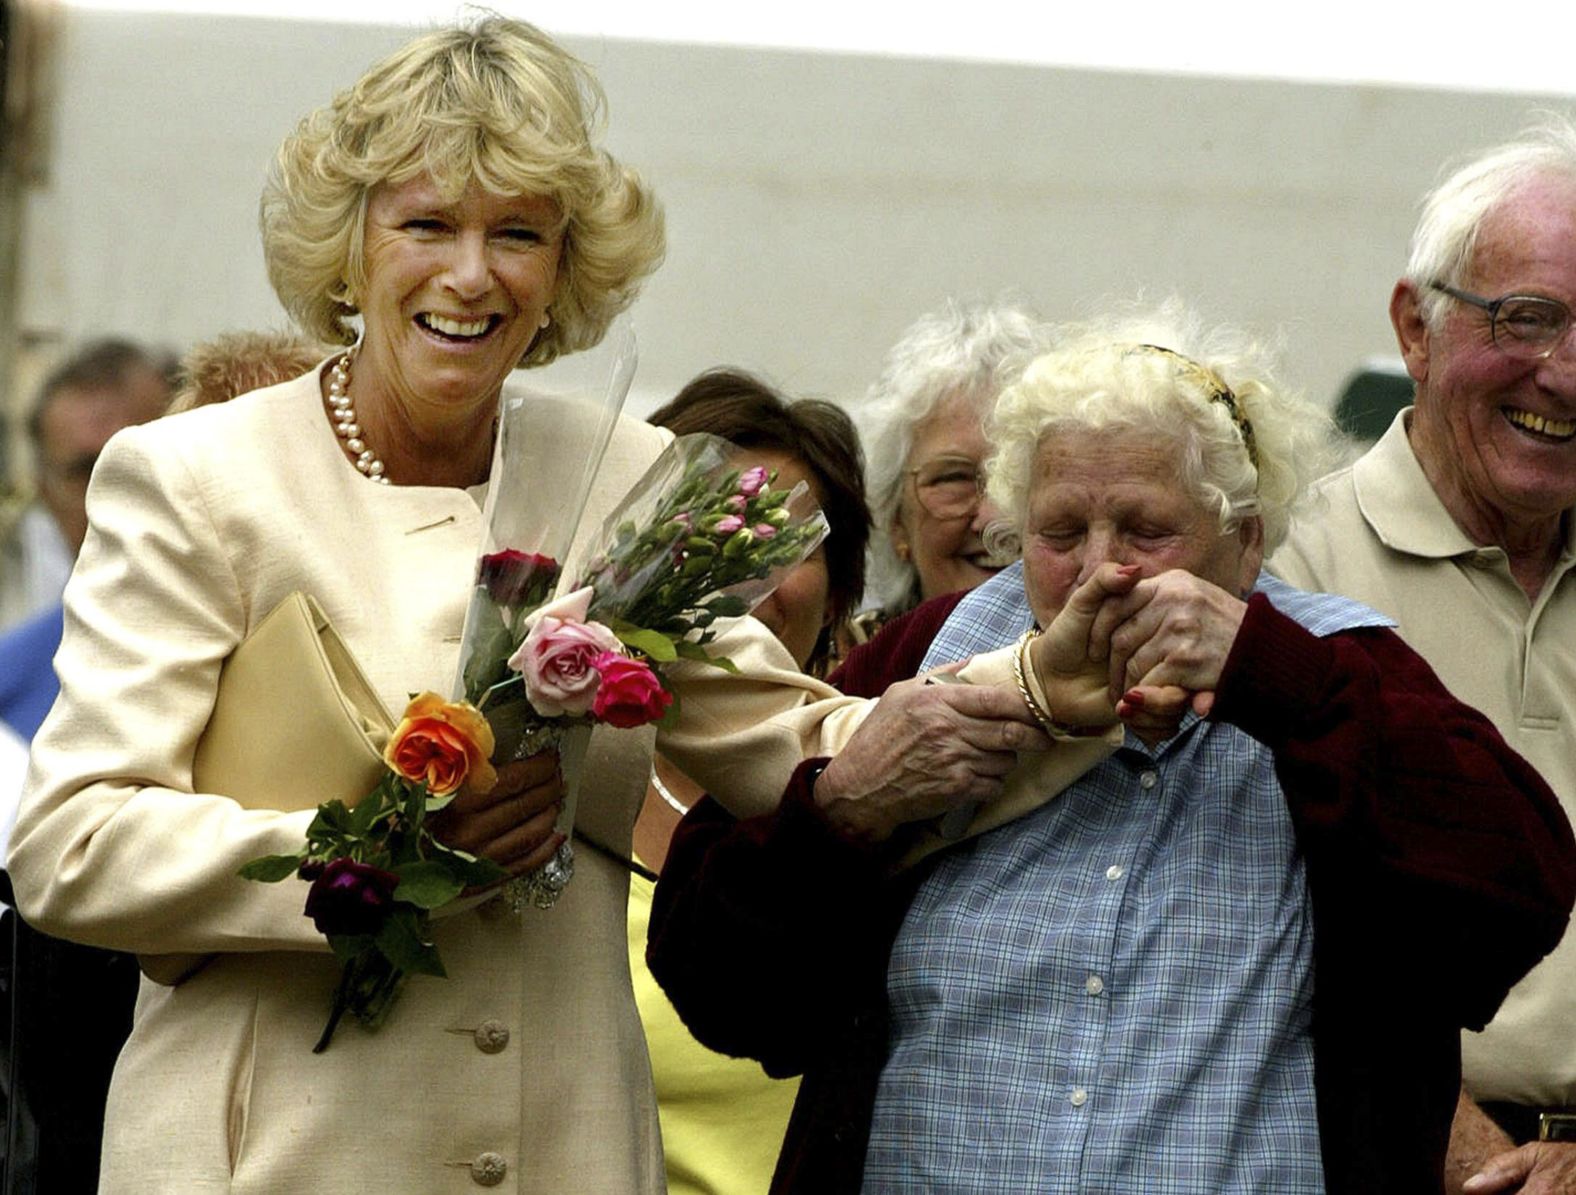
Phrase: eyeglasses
[
  {"left": 1431, "top": 282, "right": 1575, "bottom": 360},
  {"left": 907, "top": 456, "right": 985, "bottom": 519}
]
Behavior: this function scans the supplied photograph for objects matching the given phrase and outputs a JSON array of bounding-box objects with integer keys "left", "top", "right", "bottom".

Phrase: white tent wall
[{"left": 12, "top": 8, "right": 1570, "bottom": 449}]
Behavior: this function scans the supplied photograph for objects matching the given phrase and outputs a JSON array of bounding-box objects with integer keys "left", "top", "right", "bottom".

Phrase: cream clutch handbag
[
  {"left": 138, "top": 592, "right": 394, "bottom": 986},
  {"left": 190, "top": 590, "right": 393, "bottom": 810}
]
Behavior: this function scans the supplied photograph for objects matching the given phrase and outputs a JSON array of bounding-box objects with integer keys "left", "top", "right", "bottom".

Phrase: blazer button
[
  {"left": 474, "top": 1020, "right": 510, "bottom": 1054},
  {"left": 470, "top": 1152, "right": 507, "bottom": 1186}
]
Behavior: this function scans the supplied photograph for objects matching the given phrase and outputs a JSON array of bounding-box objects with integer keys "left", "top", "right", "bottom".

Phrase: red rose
[
  {"left": 303, "top": 858, "right": 401, "bottom": 937},
  {"left": 477, "top": 550, "right": 560, "bottom": 607},
  {"left": 590, "top": 652, "right": 672, "bottom": 728}
]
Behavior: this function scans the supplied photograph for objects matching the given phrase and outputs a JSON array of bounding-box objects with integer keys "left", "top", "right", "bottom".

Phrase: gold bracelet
[{"left": 1011, "top": 628, "right": 1084, "bottom": 742}]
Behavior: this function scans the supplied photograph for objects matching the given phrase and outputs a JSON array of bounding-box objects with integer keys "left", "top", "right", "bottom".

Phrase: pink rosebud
[
  {"left": 753, "top": 523, "right": 777, "bottom": 539},
  {"left": 591, "top": 652, "right": 674, "bottom": 728},
  {"left": 714, "top": 514, "right": 744, "bottom": 535},
  {"left": 509, "top": 600, "right": 622, "bottom": 717},
  {"left": 726, "top": 495, "right": 747, "bottom": 514},
  {"left": 738, "top": 466, "right": 769, "bottom": 498}
]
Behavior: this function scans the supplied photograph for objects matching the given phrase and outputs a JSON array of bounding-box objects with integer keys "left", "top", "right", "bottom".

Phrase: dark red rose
[
  {"left": 477, "top": 550, "right": 560, "bottom": 607},
  {"left": 303, "top": 858, "right": 401, "bottom": 937}
]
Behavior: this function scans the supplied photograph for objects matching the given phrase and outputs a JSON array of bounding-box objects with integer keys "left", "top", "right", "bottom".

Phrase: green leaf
[
  {"left": 238, "top": 854, "right": 305, "bottom": 882},
  {"left": 673, "top": 640, "right": 739, "bottom": 673},
  {"left": 308, "top": 800, "right": 356, "bottom": 838},
  {"left": 431, "top": 843, "right": 509, "bottom": 888},
  {"left": 706, "top": 595, "right": 749, "bottom": 618},
  {"left": 328, "top": 933, "right": 375, "bottom": 964},
  {"left": 617, "top": 627, "right": 679, "bottom": 662},
  {"left": 376, "top": 909, "right": 446, "bottom": 977},
  {"left": 393, "top": 861, "right": 465, "bottom": 909}
]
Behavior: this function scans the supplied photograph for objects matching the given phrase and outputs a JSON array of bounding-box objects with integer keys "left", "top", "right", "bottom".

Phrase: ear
[
  {"left": 889, "top": 513, "right": 912, "bottom": 563},
  {"left": 1235, "top": 515, "right": 1265, "bottom": 596},
  {"left": 1390, "top": 280, "right": 1432, "bottom": 387}
]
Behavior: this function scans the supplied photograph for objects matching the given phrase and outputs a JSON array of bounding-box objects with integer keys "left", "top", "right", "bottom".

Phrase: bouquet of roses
[
  {"left": 240, "top": 436, "right": 826, "bottom": 1051},
  {"left": 238, "top": 693, "right": 509, "bottom": 1052},
  {"left": 240, "top": 326, "right": 639, "bottom": 1051},
  {"left": 458, "top": 431, "right": 830, "bottom": 910}
]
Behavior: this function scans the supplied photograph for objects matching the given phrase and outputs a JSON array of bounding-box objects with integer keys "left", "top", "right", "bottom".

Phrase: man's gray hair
[{"left": 1407, "top": 112, "right": 1576, "bottom": 330}]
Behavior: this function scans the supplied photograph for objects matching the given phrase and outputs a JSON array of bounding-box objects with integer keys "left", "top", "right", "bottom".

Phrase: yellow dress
[{"left": 628, "top": 862, "right": 800, "bottom": 1195}]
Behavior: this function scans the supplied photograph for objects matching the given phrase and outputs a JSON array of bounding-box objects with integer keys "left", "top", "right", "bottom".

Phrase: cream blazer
[{"left": 6, "top": 365, "right": 861, "bottom": 1194}]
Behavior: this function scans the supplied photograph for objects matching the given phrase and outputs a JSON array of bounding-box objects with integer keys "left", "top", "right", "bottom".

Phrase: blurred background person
[
  {"left": 0, "top": 339, "right": 173, "bottom": 636},
  {"left": 629, "top": 368, "right": 871, "bottom": 1195},
  {"left": 0, "top": 341, "right": 172, "bottom": 749},
  {"left": 164, "top": 329, "right": 328, "bottom": 415},
  {"left": 852, "top": 299, "right": 1056, "bottom": 644}
]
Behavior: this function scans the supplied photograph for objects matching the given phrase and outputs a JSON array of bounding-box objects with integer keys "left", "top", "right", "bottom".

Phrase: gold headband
[{"left": 1128, "top": 344, "right": 1259, "bottom": 471}]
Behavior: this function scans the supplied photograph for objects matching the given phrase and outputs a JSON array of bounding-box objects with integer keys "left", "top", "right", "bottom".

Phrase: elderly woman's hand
[
  {"left": 1093, "top": 568, "right": 1249, "bottom": 719},
  {"left": 813, "top": 677, "right": 1053, "bottom": 844},
  {"left": 1029, "top": 562, "right": 1144, "bottom": 728},
  {"left": 430, "top": 752, "right": 566, "bottom": 877}
]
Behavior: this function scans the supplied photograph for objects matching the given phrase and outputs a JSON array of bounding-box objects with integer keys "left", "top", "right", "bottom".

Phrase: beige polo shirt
[{"left": 1273, "top": 409, "right": 1576, "bottom": 1106}]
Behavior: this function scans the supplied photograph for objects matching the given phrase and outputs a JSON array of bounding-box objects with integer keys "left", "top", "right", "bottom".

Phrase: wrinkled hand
[
  {"left": 814, "top": 676, "right": 1052, "bottom": 843},
  {"left": 430, "top": 750, "right": 565, "bottom": 877},
  {"left": 1463, "top": 1141, "right": 1576, "bottom": 1194},
  {"left": 1090, "top": 568, "right": 1248, "bottom": 719}
]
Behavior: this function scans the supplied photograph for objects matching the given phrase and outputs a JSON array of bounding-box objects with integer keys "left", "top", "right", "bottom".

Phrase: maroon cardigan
[{"left": 648, "top": 591, "right": 1576, "bottom": 1194}]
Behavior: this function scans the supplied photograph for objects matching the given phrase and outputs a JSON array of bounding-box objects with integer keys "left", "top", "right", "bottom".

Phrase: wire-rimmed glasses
[
  {"left": 907, "top": 455, "right": 985, "bottom": 519},
  {"left": 1431, "top": 282, "right": 1574, "bottom": 360}
]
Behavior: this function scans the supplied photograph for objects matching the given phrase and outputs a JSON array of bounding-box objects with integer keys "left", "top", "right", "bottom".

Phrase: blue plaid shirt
[{"left": 862, "top": 564, "right": 1391, "bottom": 1194}]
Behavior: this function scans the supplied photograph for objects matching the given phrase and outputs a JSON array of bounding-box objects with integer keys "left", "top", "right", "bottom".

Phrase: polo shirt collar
[{"left": 1353, "top": 407, "right": 1576, "bottom": 566}]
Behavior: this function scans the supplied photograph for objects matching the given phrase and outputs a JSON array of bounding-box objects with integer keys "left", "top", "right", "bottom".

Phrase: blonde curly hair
[{"left": 260, "top": 16, "right": 664, "bottom": 367}]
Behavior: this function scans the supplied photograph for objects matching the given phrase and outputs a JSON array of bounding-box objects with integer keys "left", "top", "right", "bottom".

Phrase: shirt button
[
  {"left": 1105, "top": 864, "right": 1125, "bottom": 882},
  {"left": 470, "top": 1152, "right": 507, "bottom": 1186},
  {"left": 473, "top": 1020, "right": 510, "bottom": 1054},
  {"left": 1070, "top": 1087, "right": 1089, "bottom": 1108},
  {"left": 1139, "top": 770, "right": 1158, "bottom": 790},
  {"left": 1086, "top": 974, "right": 1104, "bottom": 996}
]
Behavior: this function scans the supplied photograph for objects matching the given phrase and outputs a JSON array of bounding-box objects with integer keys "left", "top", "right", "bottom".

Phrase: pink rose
[
  {"left": 509, "top": 588, "right": 621, "bottom": 717},
  {"left": 714, "top": 514, "right": 744, "bottom": 535},
  {"left": 753, "top": 523, "right": 777, "bottom": 539},
  {"left": 725, "top": 495, "right": 747, "bottom": 514},
  {"left": 591, "top": 652, "right": 673, "bottom": 728},
  {"left": 738, "top": 465, "right": 769, "bottom": 497}
]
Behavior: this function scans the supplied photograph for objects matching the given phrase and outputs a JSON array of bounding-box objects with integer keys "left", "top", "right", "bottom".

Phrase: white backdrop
[{"left": 14, "top": 8, "right": 1573, "bottom": 427}]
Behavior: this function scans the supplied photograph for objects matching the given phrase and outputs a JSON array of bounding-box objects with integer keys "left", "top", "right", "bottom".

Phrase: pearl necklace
[{"left": 325, "top": 345, "right": 390, "bottom": 484}]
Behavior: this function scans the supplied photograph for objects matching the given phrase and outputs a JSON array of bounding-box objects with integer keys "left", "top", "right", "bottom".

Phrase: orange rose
[{"left": 384, "top": 693, "right": 497, "bottom": 797}]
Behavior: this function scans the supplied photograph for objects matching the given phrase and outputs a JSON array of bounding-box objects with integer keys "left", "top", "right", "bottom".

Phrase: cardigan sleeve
[
  {"left": 1212, "top": 594, "right": 1576, "bottom": 1030},
  {"left": 7, "top": 424, "right": 328, "bottom": 956}
]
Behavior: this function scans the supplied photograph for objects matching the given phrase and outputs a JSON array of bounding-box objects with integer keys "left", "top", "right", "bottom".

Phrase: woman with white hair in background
[
  {"left": 847, "top": 299, "right": 1056, "bottom": 645},
  {"left": 650, "top": 302, "right": 1575, "bottom": 1193}
]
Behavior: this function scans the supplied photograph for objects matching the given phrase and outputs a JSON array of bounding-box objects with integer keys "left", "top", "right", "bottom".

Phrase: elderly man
[
  {"left": 0, "top": 339, "right": 171, "bottom": 734},
  {"left": 1275, "top": 118, "right": 1576, "bottom": 1194}
]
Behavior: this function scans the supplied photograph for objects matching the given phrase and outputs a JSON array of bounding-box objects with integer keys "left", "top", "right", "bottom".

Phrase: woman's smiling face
[
  {"left": 889, "top": 393, "right": 1007, "bottom": 602},
  {"left": 356, "top": 174, "right": 563, "bottom": 428}
]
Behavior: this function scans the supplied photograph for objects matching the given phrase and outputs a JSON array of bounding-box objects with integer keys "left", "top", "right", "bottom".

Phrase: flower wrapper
[{"left": 578, "top": 433, "right": 831, "bottom": 665}]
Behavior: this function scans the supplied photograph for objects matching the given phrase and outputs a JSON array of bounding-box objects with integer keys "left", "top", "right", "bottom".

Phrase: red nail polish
[{"left": 1123, "top": 689, "right": 1145, "bottom": 706}]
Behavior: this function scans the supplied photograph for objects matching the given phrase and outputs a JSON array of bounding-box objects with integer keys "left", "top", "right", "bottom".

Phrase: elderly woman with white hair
[
  {"left": 848, "top": 299, "right": 1055, "bottom": 642},
  {"left": 648, "top": 304, "right": 1575, "bottom": 1194}
]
